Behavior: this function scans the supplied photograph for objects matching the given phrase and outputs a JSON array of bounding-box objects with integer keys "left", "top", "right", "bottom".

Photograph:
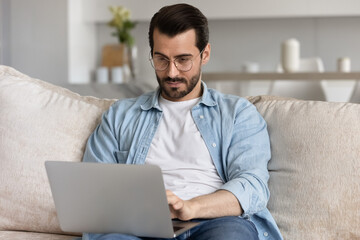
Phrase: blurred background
[{"left": 1, "top": 0, "right": 359, "bottom": 102}]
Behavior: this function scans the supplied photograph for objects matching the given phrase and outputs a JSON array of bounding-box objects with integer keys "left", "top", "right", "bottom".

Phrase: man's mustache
[{"left": 164, "top": 77, "right": 186, "bottom": 83}]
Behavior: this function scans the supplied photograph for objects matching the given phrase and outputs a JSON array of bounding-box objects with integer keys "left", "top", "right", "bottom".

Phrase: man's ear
[{"left": 201, "top": 43, "right": 211, "bottom": 65}]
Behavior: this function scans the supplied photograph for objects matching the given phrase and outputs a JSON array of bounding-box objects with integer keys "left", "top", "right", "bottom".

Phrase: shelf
[{"left": 202, "top": 72, "right": 360, "bottom": 81}]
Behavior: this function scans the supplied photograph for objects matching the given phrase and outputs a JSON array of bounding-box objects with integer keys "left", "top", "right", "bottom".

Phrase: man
[{"left": 83, "top": 3, "right": 282, "bottom": 240}]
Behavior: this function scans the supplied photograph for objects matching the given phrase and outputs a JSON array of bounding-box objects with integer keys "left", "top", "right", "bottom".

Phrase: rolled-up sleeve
[{"left": 220, "top": 101, "right": 271, "bottom": 215}]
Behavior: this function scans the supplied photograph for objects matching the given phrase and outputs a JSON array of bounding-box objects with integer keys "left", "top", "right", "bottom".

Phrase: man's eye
[
  {"left": 177, "top": 57, "right": 190, "bottom": 64},
  {"left": 155, "top": 57, "right": 168, "bottom": 63}
]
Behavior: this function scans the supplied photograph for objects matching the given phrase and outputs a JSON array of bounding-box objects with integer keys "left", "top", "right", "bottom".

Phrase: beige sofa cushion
[
  {"left": 0, "top": 231, "right": 75, "bottom": 240},
  {"left": 0, "top": 66, "right": 115, "bottom": 235},
  {"left": 249, "top": 96, "right": 360, "bottom": 240}
]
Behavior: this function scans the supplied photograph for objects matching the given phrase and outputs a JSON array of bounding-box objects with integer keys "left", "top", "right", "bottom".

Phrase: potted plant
[
  {"left": 102, "top": 6, "right": 137, "bottom": 79},
  {"left": 108, "top": 6, "right": 137, "bottom": 47}
]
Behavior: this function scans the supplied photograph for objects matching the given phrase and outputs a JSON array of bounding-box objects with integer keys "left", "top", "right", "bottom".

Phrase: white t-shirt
[{"left": 145, "top": 95, "right": 223, "bottom": 200}]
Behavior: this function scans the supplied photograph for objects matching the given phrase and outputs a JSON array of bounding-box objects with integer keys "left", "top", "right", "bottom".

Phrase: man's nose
[{"left": 167, "top": 60, "right": 180, "bottom": 78}]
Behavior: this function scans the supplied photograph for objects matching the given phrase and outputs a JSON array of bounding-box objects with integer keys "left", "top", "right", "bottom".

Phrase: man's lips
[
  {"left": 166, "top": 81, "right": 182, "bottom": 87},
  {"left": 164, "top": 79, "right": 185, "bottom": 87}
]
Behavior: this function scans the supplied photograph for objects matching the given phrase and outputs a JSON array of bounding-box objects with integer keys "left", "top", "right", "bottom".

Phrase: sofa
[{"left": 0, "top": 65, "right": 359, "bottom": 240}]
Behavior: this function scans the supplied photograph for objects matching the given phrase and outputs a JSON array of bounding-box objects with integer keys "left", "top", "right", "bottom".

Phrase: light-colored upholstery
[
  {"left": 249, "top": 95, "right": 360, "bottom": 240},
  {"left": 1, "top": 65, "right": 360, "bottom": 239},
  {"left": 268, "top": 57, "right": 327, "bottom": 101},
  {"left": 0, "top": 231, "right": 76, "bottom": 240},
  {"left": 0, "top": 66, "right": 115, "bottom": 239}
]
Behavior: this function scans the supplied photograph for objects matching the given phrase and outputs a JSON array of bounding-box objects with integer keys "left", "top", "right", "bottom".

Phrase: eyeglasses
[{"left": 149, "top": 49, "right": 204, "bottom": 72}]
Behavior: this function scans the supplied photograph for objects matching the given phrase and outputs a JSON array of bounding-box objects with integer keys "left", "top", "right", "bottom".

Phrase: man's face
[{"left": 152, "top": 28, "right": 210, "bottom": 101}]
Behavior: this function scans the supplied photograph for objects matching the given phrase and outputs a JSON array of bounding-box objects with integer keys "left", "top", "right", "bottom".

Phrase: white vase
[
  {"left": 111, "top": 67, "right": 124, "bottom": 84},
  {"left": 96, "top": 67, "right": 109, "bottom": 84},
  {"left": 281, "top": 38, "right": 300, "bottom": 73},
  {"left": 337, "top": 57, "right": 351, "bottom": 72}
]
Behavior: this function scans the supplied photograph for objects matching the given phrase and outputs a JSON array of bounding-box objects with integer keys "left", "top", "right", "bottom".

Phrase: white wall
[
  {"left": 0, "top": 0, "right": 10, "bottom": 65},
  {"left": 68, "top": 0, "right": 97, "bottom": 84},
  {"left": 84, "top": 0, "right": 360, "bottom": 22},
  {"left": 0, "top": 0, "right": 2, "bottom": 63},
  {"left": 0, "top": 1, "right": 2, "bottom": 64},
  {"left": 4, "top": 0, "right": 68, "bottom": 85}
]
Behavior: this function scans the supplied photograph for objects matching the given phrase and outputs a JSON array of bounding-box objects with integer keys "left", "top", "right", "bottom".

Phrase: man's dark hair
[{"left": 148, "top": 3, "right": 209, "bottom": 54}]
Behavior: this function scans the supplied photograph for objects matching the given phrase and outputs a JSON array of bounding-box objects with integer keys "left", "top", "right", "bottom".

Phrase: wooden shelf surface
[{"left": 203, "top": 72, "right": 360, "bottom": 81}]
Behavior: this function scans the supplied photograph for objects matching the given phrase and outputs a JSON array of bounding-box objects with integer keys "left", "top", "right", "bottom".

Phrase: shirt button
[
  {"left": 199, "top": 115, "right": 204, "bottom": 119},
  {"left": 212, "top": 143, "right": 216, "bottom": 147},
  {"left": 263, "top": 232, "right": 269, "bottom": 237}
]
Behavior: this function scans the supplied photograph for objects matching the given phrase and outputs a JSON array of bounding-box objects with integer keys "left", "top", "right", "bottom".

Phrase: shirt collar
[
  {"left": 199, "top": 81, "right": 217, "bottom": 107},
  {"left": 140, "top": 81, "right": 217, "bottom": 111}
]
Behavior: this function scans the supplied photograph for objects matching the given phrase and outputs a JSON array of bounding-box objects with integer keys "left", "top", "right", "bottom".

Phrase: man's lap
[
  {"left": 82, "top": 216, "right": 259, "bottom": 240},
  {"left": 188, "top": 216, "right": 259, "bottom": 240}
]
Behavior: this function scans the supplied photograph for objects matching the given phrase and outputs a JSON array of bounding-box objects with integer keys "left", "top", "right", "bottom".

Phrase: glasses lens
[
  {"left": 151, "top": 57, "right": 169, "bottom": 71},
  {"left": 175, "top": 58, "right": 192, "bottom": 72}
]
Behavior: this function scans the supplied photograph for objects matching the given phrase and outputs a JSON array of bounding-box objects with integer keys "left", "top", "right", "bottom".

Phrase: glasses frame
[{"left": 149, "top": 48, "right": 205, "bottom": 72}]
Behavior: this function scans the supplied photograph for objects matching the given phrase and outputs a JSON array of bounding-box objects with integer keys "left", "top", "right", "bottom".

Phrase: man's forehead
[{"left": 153, "top": 28, "right": 197, "bottom": 53}]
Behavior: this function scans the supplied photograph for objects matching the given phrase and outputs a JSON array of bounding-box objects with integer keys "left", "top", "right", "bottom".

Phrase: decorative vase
[
  {"left": 337, "top": 57, "right": 351, "bottom": 72},
  {"left": 96, "top": 67, "right": 109, "bottom": 84},
  {"left": 111, "top": 66, "right": 124, "bottom": 84},
  {"left": 281, "top": 38, "right": 300, "bottom": 73}
]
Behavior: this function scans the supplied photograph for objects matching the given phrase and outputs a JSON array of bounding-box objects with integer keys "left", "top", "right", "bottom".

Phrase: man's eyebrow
[
  {"left": 153, "top": 52, "right": 167, "bottom": 58},
  {"left": 154, "top": 51, "right": 193, "bottom": 58}
]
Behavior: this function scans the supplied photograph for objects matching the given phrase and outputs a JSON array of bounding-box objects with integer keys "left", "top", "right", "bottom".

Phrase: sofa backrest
[
  {"left": 249, "top": 95, "right": 360, "bottom": 240},
  {"left": 1, "top": 65, "right": 360, "bottom": 239}
]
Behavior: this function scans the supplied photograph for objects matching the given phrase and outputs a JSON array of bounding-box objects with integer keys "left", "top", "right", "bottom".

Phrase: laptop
[{"left": 45, "top": 161, "right": 200, "bottom": 238}]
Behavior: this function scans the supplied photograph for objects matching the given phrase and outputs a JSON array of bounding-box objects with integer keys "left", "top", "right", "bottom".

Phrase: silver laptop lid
[{"left": 45, "top": 161, "right": 177, "bottom": 238}]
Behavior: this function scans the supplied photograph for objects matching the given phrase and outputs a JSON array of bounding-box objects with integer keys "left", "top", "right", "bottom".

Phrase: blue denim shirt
[{"left": 83, "top": 82, "right": 283, "bottom": 240}]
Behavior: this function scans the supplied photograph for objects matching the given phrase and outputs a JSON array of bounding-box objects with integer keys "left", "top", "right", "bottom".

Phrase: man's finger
[{"left": 166, "top": 190, "right": 184, "bottom": 210}]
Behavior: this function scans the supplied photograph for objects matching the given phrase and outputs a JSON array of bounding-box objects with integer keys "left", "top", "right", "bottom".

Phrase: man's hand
[
  {"left": 166, "top": 189, "right": 243, "bottom": 221},
  {"left": 166, "top": 190, "right": 195, "bottom": 221}
]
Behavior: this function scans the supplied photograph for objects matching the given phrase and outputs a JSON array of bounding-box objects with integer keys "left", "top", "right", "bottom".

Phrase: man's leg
[
  {"left": 188, "top": 216, "right": 259, "bottom": 240},
  {"left": 82, "top": 233, "right": 144, "bottom": 240},
  {"left": 82, "top": 233, "right": 175, "bottom": 240}
]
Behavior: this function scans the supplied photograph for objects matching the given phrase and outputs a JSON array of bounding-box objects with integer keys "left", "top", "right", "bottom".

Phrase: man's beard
[{"left": 156, "top": 70, "right": 201, "bottom": 100}]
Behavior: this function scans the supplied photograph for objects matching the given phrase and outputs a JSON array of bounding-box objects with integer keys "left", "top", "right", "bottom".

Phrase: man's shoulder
[
  {"left": 102, "top": 91, "right": 157, "bottom": 121},
  {"left": 207, "top": 88, "right": 253, "bottom": 109},
  {"left": 111, "top": 91, "right": 155, "bottom": 109},
  {"left": 207, "top": 89, "right": 265, "bottom": 126}
]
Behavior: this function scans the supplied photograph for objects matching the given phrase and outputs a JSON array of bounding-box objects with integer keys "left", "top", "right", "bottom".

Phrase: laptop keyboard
[{"left": 173, "top": 226, "right": 184, "bottom": 232}]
